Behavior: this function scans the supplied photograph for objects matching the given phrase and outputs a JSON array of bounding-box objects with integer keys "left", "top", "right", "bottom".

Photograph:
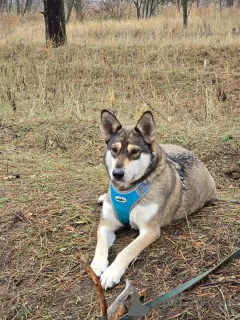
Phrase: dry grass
[{"left": 0, "top": 6, "right": 240, "bottom": 320}]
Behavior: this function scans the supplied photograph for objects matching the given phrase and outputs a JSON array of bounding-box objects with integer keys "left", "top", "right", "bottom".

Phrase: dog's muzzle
[{"left": 112, "top": 168, "right": 125, "bottom": 181}]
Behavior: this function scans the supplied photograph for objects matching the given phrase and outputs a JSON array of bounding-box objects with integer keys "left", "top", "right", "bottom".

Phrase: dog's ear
[
  {"left": 101, "top": 110, "right": 122, "bottom": 142},
  {"left": 135, "top": 111, "right": 155, "bottom": 144}
]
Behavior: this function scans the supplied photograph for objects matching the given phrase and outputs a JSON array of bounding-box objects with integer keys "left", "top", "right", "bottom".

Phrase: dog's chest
[{"left": 129, "top": 202, "right": 159, "bottom": 229}]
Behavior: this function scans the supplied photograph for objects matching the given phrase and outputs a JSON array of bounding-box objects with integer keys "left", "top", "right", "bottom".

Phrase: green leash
[{"left": 107, "top": 248, "right": 240, "bottom": 319}]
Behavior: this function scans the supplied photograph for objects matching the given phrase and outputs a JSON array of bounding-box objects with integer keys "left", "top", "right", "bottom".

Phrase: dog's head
[{"left": 101, "top": 110, "right": 158, "bottom": 187}]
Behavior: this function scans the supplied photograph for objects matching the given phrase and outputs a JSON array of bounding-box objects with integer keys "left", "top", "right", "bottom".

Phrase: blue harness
[{"left": 110, "top": 181, "right": 151, "bottom": 225}]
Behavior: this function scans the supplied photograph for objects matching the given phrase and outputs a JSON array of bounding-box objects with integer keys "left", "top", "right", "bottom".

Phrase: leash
[{"left": 100, "top": 248, "right": 240, "bottom": 319}]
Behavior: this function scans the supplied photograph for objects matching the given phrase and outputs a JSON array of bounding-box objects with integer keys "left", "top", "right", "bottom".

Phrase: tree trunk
[
  {"left": 23, "top": 0, "right": 33, "bottom": 14},
  {"left": 8, "top": 0, "right": 12, "bottom": 12},
  {"left": 16, "top": 0, "right": 21, "bottom": 14},
  {"left": 66, "top": 0, "right": 74, "bottom": 23},
  {"left": 134, "top": 0, "right": 141, "bottom": 19},
  {"left": 226, "top": 0, "right": 234, "bottom": 7},
  {"left": 43, "top": 0, "right": 67, "bottom": 47},
  {"left": 75, "top": 0, "right": 84, "bottom": 21},
  {"left": 0, "top": 0, "right": 5, "bottom": 11},
  {"left": 182, "top": 0, "right": 188, "bottom": 27}
]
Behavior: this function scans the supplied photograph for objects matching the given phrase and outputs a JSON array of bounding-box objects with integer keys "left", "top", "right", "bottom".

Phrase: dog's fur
[{"left": 91, "top": 110, "right": 216, "bottom": 290}]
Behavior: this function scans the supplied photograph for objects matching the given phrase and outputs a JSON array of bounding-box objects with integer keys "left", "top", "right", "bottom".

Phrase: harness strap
[
  {"left": 120, "top": 248, "right": 240, "bottom": 318},
  {"left": 110, "top": 181, "right": 151, "bottom": 225}
]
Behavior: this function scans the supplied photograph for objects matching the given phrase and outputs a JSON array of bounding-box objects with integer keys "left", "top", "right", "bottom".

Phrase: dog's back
[{"left": 161, "top": 144, "right": 216, "bottom": 220}]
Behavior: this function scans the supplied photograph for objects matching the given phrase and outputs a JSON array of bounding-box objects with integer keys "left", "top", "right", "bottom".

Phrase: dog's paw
[
  {"left": 91, "top": 257, "right": 109, "bottom": 277},
  {"left": 100, "top": 262, "right": 126, "bottom": 290},
  {"left": 97, "top": 193, "right": 106, "bottom": 204}
]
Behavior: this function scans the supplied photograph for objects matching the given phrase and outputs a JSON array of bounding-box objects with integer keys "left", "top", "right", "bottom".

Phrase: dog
[{"left": 91, "top": 110, "right": 216, "bottom": 290}]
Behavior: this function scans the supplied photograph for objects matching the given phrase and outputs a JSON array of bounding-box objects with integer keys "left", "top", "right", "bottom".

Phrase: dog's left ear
[
  {"left": 135, "top": 111, "right": 155, "bottom": 144},
  {"left": 101, "top": 110, "right": 122, "bottom": 142}
]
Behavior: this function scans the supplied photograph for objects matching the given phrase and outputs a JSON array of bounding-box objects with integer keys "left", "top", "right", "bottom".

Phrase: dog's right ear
[{"left": 101, "top": 110, "right": 122, "bottom": 142}]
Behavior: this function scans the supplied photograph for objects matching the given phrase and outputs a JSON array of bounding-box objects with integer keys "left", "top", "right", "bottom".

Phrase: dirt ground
[{"left": 1, "top": 12, "right": 240, "bottom": 320}]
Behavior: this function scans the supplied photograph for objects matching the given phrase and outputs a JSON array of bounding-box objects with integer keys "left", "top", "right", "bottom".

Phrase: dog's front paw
[
  {"left": 91, "top": 257, "right": 109, "bottom": 277},
  {"left": 100, "top": 262, "right": 126, "bottom": 290},
  {"left": 98, "top": 193, "right": 106, "bottom": 204}
]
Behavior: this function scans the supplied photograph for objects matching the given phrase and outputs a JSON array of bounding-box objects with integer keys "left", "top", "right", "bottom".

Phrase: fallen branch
[
  {"left": 76, "top": 252, "right": 107, "bottom": 317},
  {"left": 76, "top": 253, "right": 146, "bottom": 319}
]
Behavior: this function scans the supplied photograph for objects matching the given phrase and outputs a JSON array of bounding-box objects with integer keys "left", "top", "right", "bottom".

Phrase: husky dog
[{"left": 91, "top": 110, "right": 216, "bottom": 290}]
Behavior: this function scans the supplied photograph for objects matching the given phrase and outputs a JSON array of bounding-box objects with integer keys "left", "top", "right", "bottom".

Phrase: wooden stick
[{"left": 76, "top": 252, "right": 107, "bottom": 317}]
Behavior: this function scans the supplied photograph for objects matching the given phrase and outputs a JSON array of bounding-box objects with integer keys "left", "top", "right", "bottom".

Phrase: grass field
[{"left": 0, "top": 6, "right": 240, "bottom": 320}]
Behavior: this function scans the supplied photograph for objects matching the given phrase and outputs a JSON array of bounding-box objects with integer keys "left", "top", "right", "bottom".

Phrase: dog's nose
[{"left": 112, "top": 169, "right": 125, "bottom": 180}]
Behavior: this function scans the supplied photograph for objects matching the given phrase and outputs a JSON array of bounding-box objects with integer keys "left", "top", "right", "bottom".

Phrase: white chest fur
[{"left": 130, "top": 202, "right": 159, "bottom": 229}]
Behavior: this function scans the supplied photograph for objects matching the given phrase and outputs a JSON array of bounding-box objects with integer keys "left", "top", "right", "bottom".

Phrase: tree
[
  {"left": 182, "top": 0, "right": 188, "bottom": 27},
  {"left": 66, "top": 0, "right": 74, "bottom": 23},
  {"left": 0, "top": 0, "right": 7, "bottom": 12},
  {"left": 16, "top": 0, "right": 21, "bottom": 14},
  {"left": 42, "top": 0, "right": 67, "bottom": 47},
  {"left": 23, "top": 0, "right": 33, "bottom": 14},
  {"left": 226, "top": 0, "right": 234, "bottom": 6},
  {"left": 177, "top": 0, "right": 192, "bottom": 27},
  {"left": 75, "top": 0, "right": 84, "bottom": 21},
  {"left": 132, "top": 0, "right": 164, "bottom": 19}
]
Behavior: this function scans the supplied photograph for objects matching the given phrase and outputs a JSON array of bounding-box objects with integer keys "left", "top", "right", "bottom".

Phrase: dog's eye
[
  {"left": 111, "top": 147, "right": 118, "bottom": 153},
  {"left": 131, "top": 149, "right": 140, "bottom": 155}
]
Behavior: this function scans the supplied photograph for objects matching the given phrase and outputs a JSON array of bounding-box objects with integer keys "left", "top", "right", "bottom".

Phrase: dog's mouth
[{"left": 111, "top": 172, "right": 136, "bottom": 184}]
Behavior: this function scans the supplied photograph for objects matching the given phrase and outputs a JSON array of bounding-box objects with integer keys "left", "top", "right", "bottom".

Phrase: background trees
[
  {"left": 0, "top": 0, "right": 238, "bottom": 29},
  {"left": 0, "top": 0, "right": 237, "bottom": 17},
  {"left": 133, "top": 0, "right": 164, "bottom": 18}
]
